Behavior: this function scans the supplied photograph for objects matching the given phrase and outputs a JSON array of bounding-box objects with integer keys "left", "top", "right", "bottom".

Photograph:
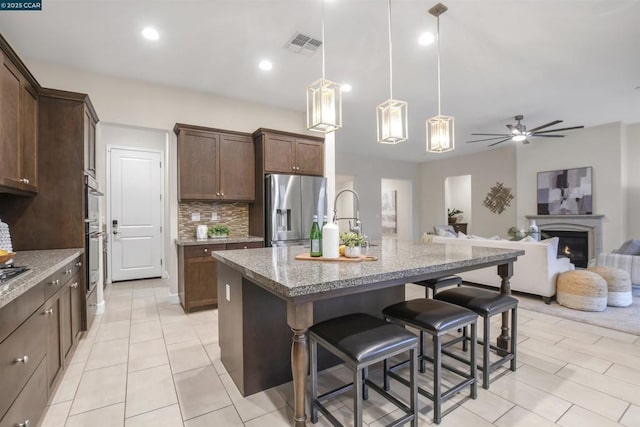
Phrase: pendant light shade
[
  {"left": 426, "top": 3, "right": 454, "bottom": 153},
  {"left": 377, "top": 0, "right": 408, "bottom": 144},
  {"left": 307, "top": 78, "right": 342, "bottom": 133},
  {"left": 307, "top": 0, "right": 342, "bottom": 134}
]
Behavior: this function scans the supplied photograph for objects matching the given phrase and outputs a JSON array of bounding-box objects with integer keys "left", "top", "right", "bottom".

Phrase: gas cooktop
[{"left": 0, "top": 265, "right": 29, "bottom": 284}]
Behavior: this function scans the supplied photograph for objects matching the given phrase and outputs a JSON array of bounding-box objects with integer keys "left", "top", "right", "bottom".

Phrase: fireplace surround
[{"left": 525, "top": 215, "right": 604, "bottom": 263}]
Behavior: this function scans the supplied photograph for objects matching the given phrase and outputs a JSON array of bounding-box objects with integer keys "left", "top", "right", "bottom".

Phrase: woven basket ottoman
[
  {"left": 588, "top": 266, "right": 633, "bottom": 307},
  {"left": 557, "top": 270, "right": 607, "bottom": 312}
]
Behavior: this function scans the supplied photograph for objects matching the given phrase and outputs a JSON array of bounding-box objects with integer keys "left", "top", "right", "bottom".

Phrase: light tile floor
[{"left": 41, "top": 280, "right": 640, "bottom": 426}]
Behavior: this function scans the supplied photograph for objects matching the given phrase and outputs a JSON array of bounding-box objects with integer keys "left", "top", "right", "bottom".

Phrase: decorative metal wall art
[{"left": 483, "top": 182, "right": 514, "bottom": 214}]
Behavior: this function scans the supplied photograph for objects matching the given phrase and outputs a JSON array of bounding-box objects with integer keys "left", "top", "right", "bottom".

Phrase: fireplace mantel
[{"left": 525, "top": 214, "right": 604, "bottom": 262}]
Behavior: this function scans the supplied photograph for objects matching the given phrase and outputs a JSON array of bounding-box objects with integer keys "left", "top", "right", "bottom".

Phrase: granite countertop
[
  {"left": 0, "top": 248, "right": 84, "bottom": 310},
  {"left": 175, "top": 235, "right": 264, "bottom": 246},
  {"left": 212, "top": 240, "right": 524, "bottom": 300}
]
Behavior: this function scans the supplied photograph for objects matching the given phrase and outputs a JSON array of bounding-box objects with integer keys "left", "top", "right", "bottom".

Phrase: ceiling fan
[{"left": 466, "top": 115, "right": 584, "bottom": 147}]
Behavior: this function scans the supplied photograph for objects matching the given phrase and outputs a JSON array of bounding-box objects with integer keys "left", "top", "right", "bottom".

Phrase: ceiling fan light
[
  {"left": 427, "top": 115, "right": 455, "bottom": 153},
  {"left": 377, "top": 99, "right": 408, "bottom": 144},
  {"left": 512, "top": 134, "right": 527, "bottom": 142},
  {"left": 306, "top": 78, "right": 342, "bottom": 133}
]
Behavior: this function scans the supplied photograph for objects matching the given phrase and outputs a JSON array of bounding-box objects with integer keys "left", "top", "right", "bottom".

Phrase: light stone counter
[
  {"left": 212, "top": 240, "right": 524, "bottom": 301},
  {"left": 0, "top": 248, "right": 84, "bottom": 310},
  {"left": 175, "top": 235, "right": 264, "bottom": 246}
]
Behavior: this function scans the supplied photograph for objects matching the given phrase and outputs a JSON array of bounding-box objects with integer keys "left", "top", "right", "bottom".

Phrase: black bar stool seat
[
  {"left": 309, "top": 313, "right": 419, "bottom": 427},
  {"left": 383, "top": 299, "right": 478, "bottom": 424},
  {"left": 414, "top": 275, "right": 462, "bottom": 298},
  {"left": 435, "top": 287, "right": 518, "bottom": 389}
]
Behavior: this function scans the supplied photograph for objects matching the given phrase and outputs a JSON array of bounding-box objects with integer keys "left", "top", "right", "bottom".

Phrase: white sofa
[{"left": 430, "top": 236, "right": 575, "bottom": 301}]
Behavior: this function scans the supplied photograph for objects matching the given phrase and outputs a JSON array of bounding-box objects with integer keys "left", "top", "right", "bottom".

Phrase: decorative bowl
[{"left": 0, "top": 252, "right": 16, "bottom": 264}]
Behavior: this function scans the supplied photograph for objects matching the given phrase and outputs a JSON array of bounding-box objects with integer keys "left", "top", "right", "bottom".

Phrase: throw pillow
[
  {"left": 541, "top": 236, "right": 560, "bottom": 257},
  {"left": 615, "top": 239, "right": 640, "bottom": 255},
  {"left": 457, "top": 231, "right": 469, "bottom": 239},
  {"left": 520, "top": 236, "right": 536, "bottom": 242},
  {"left": 445, "top": 231, "right": 458, "bottom": 238}
]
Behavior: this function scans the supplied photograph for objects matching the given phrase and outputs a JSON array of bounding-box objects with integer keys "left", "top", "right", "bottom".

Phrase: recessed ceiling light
[
  {"left": 341, "top": 83, "right": 352, "bottom": 92},
  {"left": 258, "top": 60, "right": 273, "bottom": 71},
  {"left": 418, "top": 32, "right": 435, "bottom": 46},
  {"left": 141, "top": 27, "right": 159, "bottom": 41}
]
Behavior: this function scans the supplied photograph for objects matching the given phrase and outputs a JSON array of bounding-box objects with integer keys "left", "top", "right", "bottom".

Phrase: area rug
[{"left": 514, "top": 286, "right": 640, "bottom": 335}]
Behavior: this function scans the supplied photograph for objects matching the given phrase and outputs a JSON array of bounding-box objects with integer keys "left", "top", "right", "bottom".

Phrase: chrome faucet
[{"left": 333, "top": 189, "right": 363, "bottom": 236}]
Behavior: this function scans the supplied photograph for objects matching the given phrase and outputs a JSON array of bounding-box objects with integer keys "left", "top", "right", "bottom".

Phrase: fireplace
[{"left": 542, "top": 230, "right": 589, "bottom": 268}]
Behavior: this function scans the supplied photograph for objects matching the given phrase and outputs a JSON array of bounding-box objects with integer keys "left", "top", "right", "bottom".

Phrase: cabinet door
[
  {"left": 264, "top": 133, "right": 295, "bottom": 174},
  {"left": 0, "top": 53, "right": 21, "bottom": 188},
  {"left": 84, "top": 107, "right": 96, "bottom": 177},
  {"left": 44, "top": 295, "right": 62, "bottom": 391},
  {"left": 184, "top": 256, "right": 218, "bottom": 310},
  {"left": 295, "top": 138, "right": 324, "bottom": 176},
  {"left": 219, "top": 133, "right": 255, "bottom": 201},
  {"left": 178, "top": 130, "right": 219, "bottom": 200},
  {"left": 60, "top": 285, "right": 73, "bottom": 362},
  {"left": 19, "top": 81, "right": 38, "bottom": 191},
  {"left": 70, "top": 277, "right": 83, "bottom": 343}
]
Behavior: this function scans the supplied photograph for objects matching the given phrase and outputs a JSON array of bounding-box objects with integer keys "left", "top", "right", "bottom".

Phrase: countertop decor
[{"left": 0, "top": 248, "right": 84, "bottom": 310}]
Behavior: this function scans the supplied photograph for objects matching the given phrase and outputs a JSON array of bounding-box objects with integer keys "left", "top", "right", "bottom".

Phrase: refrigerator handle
[{"left": 286, "top": 209, "right": 292, "bottom": 231}]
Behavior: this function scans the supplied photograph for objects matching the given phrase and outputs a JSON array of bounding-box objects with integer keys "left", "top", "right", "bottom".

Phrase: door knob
[
  {"left": 14, "top": 355, "right": 29, "bottom": 364},
  {"left": 17, "top": 420, "right": 30, "bottom": 427},
  {"left": 44, "top": 309, "right": 54, "bottom": 315},
  {"left": 76, "top": 261, "right": 82, "bottom": 267},
  {"left": 50, "top": 279, "right": 59, "bottom": 286},
  {"left": 71, "top": 282, "right": 78, "bottom": 288}
]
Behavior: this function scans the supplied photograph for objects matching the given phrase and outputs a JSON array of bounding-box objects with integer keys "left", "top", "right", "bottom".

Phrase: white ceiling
[{"left": 1, "top": 0, "right": 639, "bottom": 162}]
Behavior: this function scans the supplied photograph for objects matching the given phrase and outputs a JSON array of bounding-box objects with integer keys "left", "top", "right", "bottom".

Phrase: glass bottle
[{"left": 310, "top": 215, "right": 322, "bottom": 257}]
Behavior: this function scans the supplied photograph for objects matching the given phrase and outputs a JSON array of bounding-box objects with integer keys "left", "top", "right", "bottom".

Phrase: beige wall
[
  {"left": 420, "top": 146, "right": 517, "bottom": 238},
  {"left": 625, "top": 123, "right": 640, "bottom": 240},
  {"left": 515, "top": 122, "right": 626, "bottom": 252},
  {"left": 27, "top": 60, "right": 308, "bottom": 296}
]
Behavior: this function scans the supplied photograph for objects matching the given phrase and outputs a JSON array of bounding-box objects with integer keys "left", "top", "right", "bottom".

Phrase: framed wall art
[{"left": 537, "top": 166, "right": 592, "bottom": 215}]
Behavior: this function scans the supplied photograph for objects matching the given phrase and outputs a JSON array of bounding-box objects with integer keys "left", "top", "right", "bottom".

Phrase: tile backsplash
[{"left": 178, "top": 202, "right": 249, "bottom": 239}]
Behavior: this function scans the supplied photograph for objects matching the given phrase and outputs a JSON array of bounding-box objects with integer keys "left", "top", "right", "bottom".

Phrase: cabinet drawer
[
  {"left": 44, "top": 257, "right": 82, "bottom": 300},
  {"left": 225, "top": 242, "right": 264, "bottom": 250},
  {"left": 0, "top": 308, "right": 46, "bottom": 419},
  {"left": 0, "top": 283, "right": 44, "bottom": 344},
  {"left": 184, "top": 244, "right": 225, "bottom": 259},
  {"left": 0, "top": 358, "right": 47, "bottom": 427}
]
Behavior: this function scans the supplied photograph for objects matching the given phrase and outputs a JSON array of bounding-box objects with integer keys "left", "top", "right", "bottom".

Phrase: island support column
[
  {"left": 496, "top": 262, "right": 514, "bottom": 355},
  {"left": 287, "top": 301, "right": 313, "bottom": 426}
]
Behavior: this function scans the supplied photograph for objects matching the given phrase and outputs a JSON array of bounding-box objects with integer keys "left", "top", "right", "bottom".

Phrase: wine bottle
[{"left": 310, "top": 215, "right": 322, "bottom": 257}]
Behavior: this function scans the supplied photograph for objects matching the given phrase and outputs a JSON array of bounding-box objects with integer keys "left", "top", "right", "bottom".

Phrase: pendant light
[
  {"left": 376, "top": 0, "right": 408, "bottom": 144},
  {"left": 426, "top": 3, "right": 454, "bottom": 153},
  {"left": 306, "top": 0, "right": 342, "bottom": 133}
]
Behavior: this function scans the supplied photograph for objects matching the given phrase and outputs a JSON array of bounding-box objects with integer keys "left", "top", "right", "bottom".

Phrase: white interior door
[{"left": 110, "top": 148, "right": 162, "bottom": 281}]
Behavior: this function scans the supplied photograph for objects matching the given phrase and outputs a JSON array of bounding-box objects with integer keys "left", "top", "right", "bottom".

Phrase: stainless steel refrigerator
[{"left": 265, "top": 174, "right": 327, "bottom": 247}]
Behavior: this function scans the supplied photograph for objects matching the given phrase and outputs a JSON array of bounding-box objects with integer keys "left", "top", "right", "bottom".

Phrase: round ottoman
[
  {"left": 587, "top": 266, "right": 633, "bottom": 307},
  {"left": 557, "top": 270, "right": 607, "bottom": 312}
]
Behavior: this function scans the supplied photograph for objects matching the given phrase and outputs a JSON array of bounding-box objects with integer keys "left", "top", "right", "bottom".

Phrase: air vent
[{"left": 284, "top": 32, "right": 322, "bottom": 56}]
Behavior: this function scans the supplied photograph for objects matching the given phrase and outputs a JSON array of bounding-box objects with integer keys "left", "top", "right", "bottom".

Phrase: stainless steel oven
[{"left": 85, "top": 175, "right": 104, "bottom": 293}]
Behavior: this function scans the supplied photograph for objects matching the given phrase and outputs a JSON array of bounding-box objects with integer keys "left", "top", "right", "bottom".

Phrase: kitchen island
[{"left": 212, "top": 240, "right": 523, "bottom": 426}]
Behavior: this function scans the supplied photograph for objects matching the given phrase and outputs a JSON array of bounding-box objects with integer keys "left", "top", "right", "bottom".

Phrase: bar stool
[
  {"left": 382, "top": 299, "right": 478, "bottom": 424},
  {"left": 435, "top": 287, "right": 518, "bottom": 389},
  {"left": 414, "top": 275, "right": 462, "bottom": 298},
  {"left": 309, "top": 313, "right": 419, "bottom": 427}
]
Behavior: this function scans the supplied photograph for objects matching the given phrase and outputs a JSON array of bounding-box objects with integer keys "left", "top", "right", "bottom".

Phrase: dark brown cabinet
[
  {"left": 260, "top": 130, "right": 324, "bottom": 176},
  {"left": 84, "top": 106, "right": 97, "bottom": 177},
  {"left": 178, "top": 241, "right": 263, "bottom": 313},
  {"left": 175, "top": 124, "right": 255, "bottom": 202},
  {"left": 0, "top": 46, "right": 38, "bottom": 195},
  {"left": 44, "top": 293, "right": 62, "bottom": 392}
]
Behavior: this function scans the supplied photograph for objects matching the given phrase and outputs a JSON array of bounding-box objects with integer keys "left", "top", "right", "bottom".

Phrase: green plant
[
  {"left": 340, "top": 232, "right": 366, "bottom": 247},
  {"left": 447, "top": 208, "right": 463, "bottom": 218},
  {"left": 208, "top": 224, "right": 230, "bottom": 237}
]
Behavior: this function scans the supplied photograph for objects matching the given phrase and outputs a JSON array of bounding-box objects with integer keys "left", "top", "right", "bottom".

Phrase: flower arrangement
[
  {"left": 208, "top": 224, "right": 231, "bottom": 237},
  {"left": 447, "top": 208, "right": 463, "bottom": 223},
  {"left": 339, "top": 232, "right": 366, "bottom": 247}
]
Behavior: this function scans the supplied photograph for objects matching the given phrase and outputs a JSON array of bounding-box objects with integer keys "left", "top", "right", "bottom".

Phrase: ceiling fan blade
[
  {"left": 533, "top": 125, "right": 584, "bottom": 134},
  {"left": 466, "top": 136, "right": 513, "bottom": 143},
  {"left": 471, "top": 133, "right": 510, "bottom": 136},
  {"left": 488, "top": 137, "right": 511, "bottom": 147},
  {"left": 506, "top": 124, "right": 515, "bottom": 132},
  {"left": 528, "top": 120, "right": 563, "bottom": 133},
  {"left": 531, "top": 134, "right": 564, "bottom": 138}
]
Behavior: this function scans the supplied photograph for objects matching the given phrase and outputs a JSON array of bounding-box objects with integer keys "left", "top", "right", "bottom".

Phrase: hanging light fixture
[
  {"left": 426, "top": 3, "right": 454, "bottom": 153},
  {"left": 306, "top": 0, "right": 342, "bottom": 133},
  {"left": 376, "top": 0, "right": 408, "bottom": 144}
]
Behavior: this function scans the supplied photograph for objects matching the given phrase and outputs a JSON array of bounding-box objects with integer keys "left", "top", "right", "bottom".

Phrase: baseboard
[
  {"left": 168, "top": 291, "right": 180, "bottom": 304},
  {"left": 96, "top": 300, "right": 106, "bottom": 315}
]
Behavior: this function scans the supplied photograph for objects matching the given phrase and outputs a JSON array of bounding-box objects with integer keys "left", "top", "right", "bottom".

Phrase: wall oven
[{"left": 85, "top": 175, "right": 104, "bottom": 293}]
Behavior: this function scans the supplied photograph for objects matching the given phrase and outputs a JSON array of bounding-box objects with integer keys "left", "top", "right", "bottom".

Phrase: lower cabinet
[
  {"left": 0, "top": 359, "right": 47, "bottom": 427},
  {"left": 44, "top": 293, "right": 62, "bottom": 392},
  {"left": 178, "top": 241, "right": 264, "bottom": 312}
]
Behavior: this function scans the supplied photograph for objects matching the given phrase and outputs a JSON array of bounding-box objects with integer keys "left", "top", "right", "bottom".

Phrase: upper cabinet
[
  {"left": 175, "top": 124, "right": 255, "bottom": 202},
  {"left": 256, "top": 129, "right": 324, "bottom": 177},
  {"left": 83, "top": 105, "right": 97, "bottom": 177},
  {"left": 0, "top": 40, "right": 40, "bottom": 195}
]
